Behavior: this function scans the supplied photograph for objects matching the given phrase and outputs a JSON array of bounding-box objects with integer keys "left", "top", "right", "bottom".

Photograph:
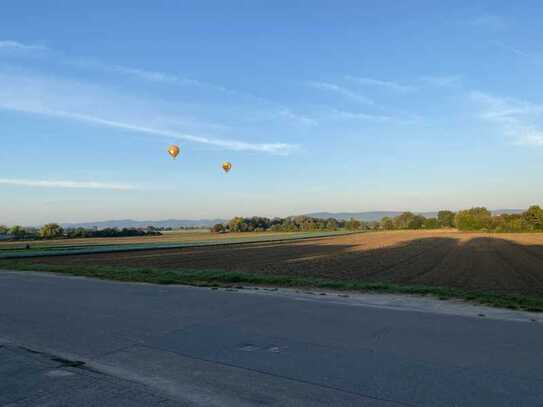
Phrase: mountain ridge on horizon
[
  {"left": 57, "top": 209, "right": 525, "bottom": 229},
  {"left": 305, "top": 209, "right": 524, "bottom": 221}
]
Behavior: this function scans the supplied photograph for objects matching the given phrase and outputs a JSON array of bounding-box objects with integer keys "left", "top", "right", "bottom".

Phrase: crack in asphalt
[{"left": 2, "top": 341, "right": 179, "bottom": 406}]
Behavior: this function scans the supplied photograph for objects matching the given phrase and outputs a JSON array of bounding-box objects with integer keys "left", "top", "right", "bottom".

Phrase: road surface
[{"left": 1, "top": 270, "right": 542, "bottom": 406}]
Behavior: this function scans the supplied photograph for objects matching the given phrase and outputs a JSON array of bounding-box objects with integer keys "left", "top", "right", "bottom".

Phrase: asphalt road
[{"left": 1, "top": 270, "right": 542, "bottom": 406}]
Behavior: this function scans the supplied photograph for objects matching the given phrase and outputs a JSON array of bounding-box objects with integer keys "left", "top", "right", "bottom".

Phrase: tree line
[
  {"left": 379, "top": 210, "right": 455, "bottom": 230},
  {"left": 0, "top": 224, "right": 161, "bottom": 240},
  {"left": 211, "top": 213, "right": 448, "bottom": 233},
  {"left": 454, "top": 206, "right": 543, "bottom": 232},
  {"left": 212, "top": 216, "right": 367, "bottom": 233},
  {"left": 2, "top": 205, "right": 542, "bottom": 240},
  {"left": 375, "top": 206, "right": 543, "bottom": 232},
  {"left": 212, "top": 206, "right": 543, "bottom": 233}
]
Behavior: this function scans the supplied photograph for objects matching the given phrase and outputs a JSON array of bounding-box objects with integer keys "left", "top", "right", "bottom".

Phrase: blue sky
[{"left": 1, "top": 1, "right": 543, "bottom": 225}]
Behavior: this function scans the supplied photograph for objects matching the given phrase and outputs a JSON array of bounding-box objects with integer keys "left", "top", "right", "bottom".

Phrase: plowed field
[{"left": 21, "top": 230, "right": 543, "bottom": 296}]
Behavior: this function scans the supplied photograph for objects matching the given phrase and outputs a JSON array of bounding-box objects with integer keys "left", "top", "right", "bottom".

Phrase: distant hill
[
  {"left": 60, "top": 218, "right": 227, "bottom": 229},
  {"left": 304, "top": 209, "right": 525, "bottom": 222},
  {"left": 304, "top": 211, "right": 436, "bottom": 221},
  {"left": 59, "top": 209, "right": 526, "bottom": 229}
]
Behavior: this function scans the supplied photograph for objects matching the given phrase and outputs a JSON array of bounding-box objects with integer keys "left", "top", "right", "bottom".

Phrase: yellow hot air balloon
[
  {"left": 168, "top": 145, "right": 180, "bottom": 159},
  {"left": 222, "top": 161, "right": 232, "bottom": 173}
]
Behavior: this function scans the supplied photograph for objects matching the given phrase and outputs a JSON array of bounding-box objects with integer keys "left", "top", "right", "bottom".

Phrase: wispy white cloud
[
  {"left": 323, "top": 108, "right": 421, "bottom": 125},
  {"left": 76, "top": 60, "right": 312, "bottom": 127},
  {"left": 0, "top": 40, "right": 210, "bottom": 88},
  {"left": 0, "top": 178, "right": 138, "bottom": 190},
  {"left": 69, "top": 58, "right": 214, "bottom": 89},
  {"left": 99, "top": 63, "right": 201, "bottom": 86},
  {"left": 470, "top": 91, "right": 543, "bottom": 146},
  {"left": 2, "top": 40, "right": 312, "bottom": 128},
  {"left": 250, "top": 108, "right": 317, "bottom": 127},
  {"left": 82, "top": 60, "right": 314, "bottom": 126},
  {"left": 514, "top": 129, "right": 543, "bottom": 146},
  {"left": 420, "top": 75, "right": 462, "bottom": 88},
  {"left": 471, "top": 91, "right": 543, "bottom": 121},
  {"left": 5, "top": 105, "right": 296, "bottom": 155},
  {"left": 0, "top": 40, "right": 48, "bottom": 51},
  {"left": 345, "top": 76, "right": 416, "bottom": 92},
  {"left": 326, "top": 108, "right": 394, "bottom": 123},
  {"left": 307, "top": 81, "right": 374, "bottom": 105},
  {"left": 0, "top": 71, "right": 296, "bottom": 155},
  {"left": 280, "top": 110, "right": 317, "bottom": 126},
  {"left": 61, "top": 110, "right": 296, "bottom": 153}
]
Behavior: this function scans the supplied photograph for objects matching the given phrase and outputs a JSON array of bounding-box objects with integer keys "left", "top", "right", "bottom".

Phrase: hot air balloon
[
  {"left": 222, "top": 161, "right": 232, "bottom": 173},
  {"left": 168, "top": 145, "right": 180, "bottom": 159}
]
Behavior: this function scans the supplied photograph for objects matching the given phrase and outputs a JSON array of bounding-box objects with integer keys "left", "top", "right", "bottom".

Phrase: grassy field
[
  {"left": 0, "top": 230, "right": 285, "bottom": 249},
  {"left": 2, "top": 229, "right": 543, "bottom": 312},
  {"left": 0, "top": 230, "right": 355, "bottom": 259}
]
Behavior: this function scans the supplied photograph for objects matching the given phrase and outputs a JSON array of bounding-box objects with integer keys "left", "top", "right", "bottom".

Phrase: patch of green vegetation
[
  {"left": 0, "top": 231, "right": 356, "bottom": 259},
  {"left": 1, "top": 260, "right": 542, "bottom": 312}
]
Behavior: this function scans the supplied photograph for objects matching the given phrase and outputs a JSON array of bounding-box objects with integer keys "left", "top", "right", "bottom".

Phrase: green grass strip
[{"left": 1, "top": 260, "right": 542, "bottom": 312}]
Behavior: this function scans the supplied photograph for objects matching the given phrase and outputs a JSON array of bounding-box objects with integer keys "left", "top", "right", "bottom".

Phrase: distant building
[{"left": 0, "top": 234, "right": 10, "bottom": 241}]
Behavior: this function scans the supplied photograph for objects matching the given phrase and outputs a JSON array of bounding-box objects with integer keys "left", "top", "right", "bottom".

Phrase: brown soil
[{"left": 23, "top": 230, "right": 543, "bottom": 296}]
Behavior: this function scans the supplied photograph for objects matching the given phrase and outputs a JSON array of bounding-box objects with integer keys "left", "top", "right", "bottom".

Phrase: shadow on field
[{"left": 15, "top": 234, "right": 543, "bottom": 296}]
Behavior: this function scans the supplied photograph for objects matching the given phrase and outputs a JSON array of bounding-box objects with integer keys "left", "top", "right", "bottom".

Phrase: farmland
[
  {"left": 0, "top": 230, "right": 297, "bottom": 250},
  {"left": 0, "top": 230, "right": 351, "bottom": 258},
  {"left": 4, "top": 229, "right": 543, "bottom": 300}
]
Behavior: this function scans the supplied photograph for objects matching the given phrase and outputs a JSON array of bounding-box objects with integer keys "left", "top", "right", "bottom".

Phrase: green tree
[
  {"left": 301, "top": 218, "right": 317, "bottom": 231},
  {"left": 437, "top": 210, "right": 456, "bottom": 228},
  {"left": 9, "top": 225, "right": 26, "bottom": 239},
  {"left": 380, "top": 217, "right": 394, "bottom": 230},
  {"left": 325, "top": 218, "right": 338, "bottom": 231},
  {"left": 423, "top": 218, "right": 440, "bottom": 229},
  {"left": 394, "top": 212, "right": 424, "bottom": 229},
  {"left": 522, "top": 205, "right": 543, "bottom": 230},
  {"left": 67, "top": 227, "right": 88, "bottom": 238},
  {"left": 455, "top": 207, "right": 492, "bottom": 231},
  {"left": 491, "top": 214, "right": 528, "bottom": 232},
  {"left": 0, "top": 225, "right": 9, "bottom": 234},
  {"left": 40, "top": 223, "right": 64, "bottom": 239},
  {"left": 227, "top": 217, "right": 244, "bottom": 232},
  {"left": 410, "top": 215, "right": 426, "bottom": 229},
  {"left": 212, "top": 223, "right": 225, "bottom": 233},
  {"left": 345, "top": 218, "right": 361, "bottom": 231}
]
